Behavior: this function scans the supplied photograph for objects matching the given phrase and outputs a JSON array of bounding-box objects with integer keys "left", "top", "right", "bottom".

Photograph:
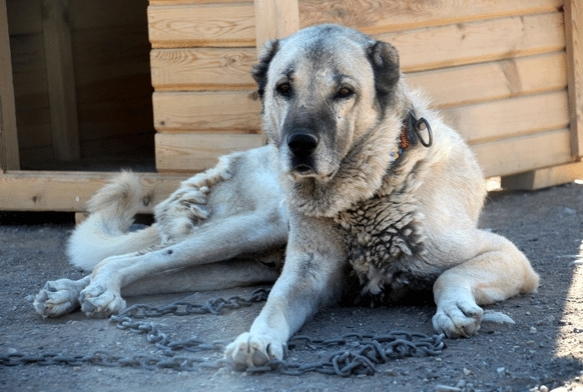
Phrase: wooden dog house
[{"left": 0, "top": 0, "right": 581, "bottom": 214}]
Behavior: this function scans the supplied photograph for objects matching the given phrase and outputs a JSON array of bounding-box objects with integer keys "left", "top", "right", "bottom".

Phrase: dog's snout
[{"left": 287, "top": 133, "right": 318, "bottom": 158}]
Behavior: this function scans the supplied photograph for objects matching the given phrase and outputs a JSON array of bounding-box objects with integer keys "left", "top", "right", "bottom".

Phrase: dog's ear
[
  {"left": 252, "top": 39, "right": 280, "bottom": 99},
  {"left": 367, "top": 41, "right": 400, "bottom": 108}
]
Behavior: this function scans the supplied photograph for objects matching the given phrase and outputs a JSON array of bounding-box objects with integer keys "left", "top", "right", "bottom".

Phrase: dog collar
[{"left": 390, "top": 109, "right": 433, "bottom": 163}]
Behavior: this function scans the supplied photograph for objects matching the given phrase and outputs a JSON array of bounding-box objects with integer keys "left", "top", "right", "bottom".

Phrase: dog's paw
[
  {"left": 79, "top": 285, "right": 126, "bottom": 318},
  {"left": 33, "top": 278, "right": 88, "bottom": 318},
  {"left": 224, "top": 332, "right": 286, "bottom": 368},
  {"left": 432, "top": 299, "right": 484, "bottom": 338}
]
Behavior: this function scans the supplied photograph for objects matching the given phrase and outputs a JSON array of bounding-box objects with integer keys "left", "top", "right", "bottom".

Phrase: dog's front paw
[
  {"left": 224, "top": 332, "right": 286, "bottom": 368},
  {"left": 432, "top": 299, "right": 484, "bottom": 338},
  {"left": 79, "top": 284, "right": 126, "bottom": 318},
  {"left": 33, "top": 278, "right": 89, "bottom": 318}
]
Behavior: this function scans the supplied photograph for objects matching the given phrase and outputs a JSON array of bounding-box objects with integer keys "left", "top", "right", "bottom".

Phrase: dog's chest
[{"left": 334, "top": 186, "right": 428, "bottom": 298}]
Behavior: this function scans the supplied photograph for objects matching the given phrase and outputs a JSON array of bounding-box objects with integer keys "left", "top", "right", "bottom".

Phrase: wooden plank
[
  {"left": 153, "top": 91, "right": 262, "bottom": 132},
  {"left": 406, "top": 52, "right": 567, "bottom": 109},
  {"left": 6, "top": 0, "right": 43, "bottom": 35},
  {"left": 381, "top": 12, "right": 566, "bottom": 73},
  {"left": 472, "top": 128, "right": 574, "bottom": 178},
  {"left": 147, "top": 3, "right": 256, "bottom": 48},
  {"left": 441, "top": 91, "right": 569, "bottom": 145},
  {"left": 564, "top": 0, "right": 583, "bottom": 157},
  {"left": 501, "top": 161, "right": 583, "bottom": 190},
  {"left": 0, "top": 0, "right": 20, "bottom": 171},
  {"left": 151, "top": 48, "right": 567, "bottom": 99},
  {"left": 42, "top": 0, "right": 80, "bottom": 161},
  {"left": 155, "top": 133, "right": 265, "bottom": 172},
  {"left": 0, "top": 171, "right": 187, "bottom": 212},
  {"left": 254, "top": 0, "right": 299, "bottom": 49},
  {"left": 147, "top": 7, "right": 564, "bottom": 68},
  {"left": 299, "top": 0, "right": 563, "bottom": 35},
  {"left": 150, "top": 48, "right": 256, "bottom": 91}
]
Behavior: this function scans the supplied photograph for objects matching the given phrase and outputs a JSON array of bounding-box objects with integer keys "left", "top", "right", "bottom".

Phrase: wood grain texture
[
  {"left": 42, "top": 0, "right": 80, "bottom": 161},
  {"left": 254, "top": 0, "right": 299, "bottom": 49},
  {"left": 473, "top": 128, "right": 574, "bottom": 178},
  {"left": 148, "top": 3, "right": 256, "bottom": 48},
  {"left": 153, "top": 91, "right": 262, "bottom": 132},
  {"left": 0, "top": 171, "right": 186, "bottom": 212},
  {"left": 406, "top": 52, "right": 567, "bottom": 108},
  {"left": 564, "top": 0, "right": 583, "bottom": 157},
  {"left": 501, "top": 161, "right": 583, "bottom": 190},
  {"left": 441, "top": 91, "right": 570, "bottom": 145},
  {"left": 299, "top": 0, "right": 563, "bottom": 34},
  {"left": 380, "top": 12, "right": 565, "bottom": 73},
  {"left": 155, "top": 133, "right": 265, "bottom": 172},
  {"left": 0, "top": 0, "right": 20, "bottom": 170},
  {"left": 150, "top": 48, "right": 256, "bottom": 90}
]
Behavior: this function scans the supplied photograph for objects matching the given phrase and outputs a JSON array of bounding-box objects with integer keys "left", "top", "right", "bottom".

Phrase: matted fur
[{"left": 34, "top": 24, "right": 539, "bottom": 369}]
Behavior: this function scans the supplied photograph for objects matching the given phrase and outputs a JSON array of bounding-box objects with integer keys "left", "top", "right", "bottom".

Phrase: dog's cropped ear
[
  {"left": 252, "top": 39, "right": 280, "bottom": 99},
  {"left": 367, "top": 41, "right": 400, "bottom": 109}
]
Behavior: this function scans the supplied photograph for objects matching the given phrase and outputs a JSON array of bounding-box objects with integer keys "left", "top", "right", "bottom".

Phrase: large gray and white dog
[{"left": 34, "top": 24, "right": 539, "bottom": 368}]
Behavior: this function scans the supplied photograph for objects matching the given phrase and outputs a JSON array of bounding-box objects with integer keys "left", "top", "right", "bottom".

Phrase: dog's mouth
[
  {"left": 288, "top": 164, "right": 337, "bottom": 183},
  {"left": 292, "top": 163, "right": 314, "bottom": 174}
]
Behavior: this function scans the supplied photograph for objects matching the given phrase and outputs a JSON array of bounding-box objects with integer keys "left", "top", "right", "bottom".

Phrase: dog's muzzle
[{"left": 287, "top": 132, "right": 319, "bottom": 174}]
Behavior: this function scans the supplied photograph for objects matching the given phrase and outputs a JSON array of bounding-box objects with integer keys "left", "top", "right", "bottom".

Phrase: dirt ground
[{"left": 2, "top": 181, "right": 583, "bottom": 392}]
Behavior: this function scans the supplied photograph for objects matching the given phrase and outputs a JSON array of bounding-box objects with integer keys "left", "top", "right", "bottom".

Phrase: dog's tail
[{"left": 67, "top": 171, "right": 160, "bottom": 271}]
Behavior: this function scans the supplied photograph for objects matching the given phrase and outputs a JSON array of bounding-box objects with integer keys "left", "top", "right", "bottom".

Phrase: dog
[{"left": 34, "top": 24, "right": 539, "bottom": 369}]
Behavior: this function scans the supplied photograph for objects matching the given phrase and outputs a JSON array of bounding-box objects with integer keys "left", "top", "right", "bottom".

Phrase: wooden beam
[
  {"left": 254, "top": 0, "right": 299, "bottom": 49},
  {"left": 153, "top": 91, "right": 261, "bottom": 133},
  {"left": 299, "top": 0, "right": 563, "bottom": 35},
  {"left": 501, "top": 161, "right": 583, "bottom": 190},
  {"left": 0, "top": 171, "right": 187, "bottom": 212},
  {"left": 441, "top": 91, "right": 569, "bottom": 145},
  {"left": 155, "top": 133, "right": 265, "bottom": 172},
  {"left": 471, "top": 128, "right": 573, "bottom": 178},
  {"left": 565, "top": 0, "right": 583, "bottom": 157},
  {"left": 42, "top": 0, "right": 80, "bottom": 161},
  {"left": 0, "top": 0, "right": 20, "bottom": 171},
  {"left": 148, "top": 3, "right": 256, "bottom": 48}
]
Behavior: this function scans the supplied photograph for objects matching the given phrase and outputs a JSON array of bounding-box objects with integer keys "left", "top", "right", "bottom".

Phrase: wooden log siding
[{"left": 148, "top": 0, "right": 574, "bottom": 179}]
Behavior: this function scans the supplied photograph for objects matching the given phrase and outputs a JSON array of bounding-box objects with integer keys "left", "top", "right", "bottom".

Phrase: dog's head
[{"left": 253, "top": 24, "right": 401, "bottom": 182}]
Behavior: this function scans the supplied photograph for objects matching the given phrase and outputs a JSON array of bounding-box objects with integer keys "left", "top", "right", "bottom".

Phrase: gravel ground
[{"left": 1, "top": 183, "right": 583, "bottom": 391}]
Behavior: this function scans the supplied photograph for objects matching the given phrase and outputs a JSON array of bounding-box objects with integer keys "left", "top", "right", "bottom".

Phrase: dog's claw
[
  {"left": 432, "top": 299, "right": 484, "bottom": 338},
  {"left": 33, "top": 278, "right": 88, "bottom": 318},
  {"left": 225, "top": 332, "right": 285, "bottom": 368},
  {"left": 79, "top": 285, "right": 126, "bottom": 318}
]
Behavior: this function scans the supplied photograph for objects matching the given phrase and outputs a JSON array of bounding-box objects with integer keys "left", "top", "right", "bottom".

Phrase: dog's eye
[
  {"left": 336, "top": 87, "right": 354, "bottom": 99},
  {"left": 276, "top": 83, "right": 292, "bottom": 97}
]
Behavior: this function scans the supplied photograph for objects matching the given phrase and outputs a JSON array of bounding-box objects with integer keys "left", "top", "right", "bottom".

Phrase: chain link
[{"left": 3, "top": 288, "right": 445, "bottom": 375}]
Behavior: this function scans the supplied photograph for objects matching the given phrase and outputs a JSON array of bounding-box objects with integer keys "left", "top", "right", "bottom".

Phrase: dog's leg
[
  {"left": 432, "top": 229, "right": 539, "bottom": 338},
  {"left": 225, "top": 215, "right": 346, "bottom": 368},
  {"left": 122, "top": 258, "right": 281, "bottom": 296},
  {"left": 78, "top": 211, "right": 287, "bottom": 318},
  {"left": 33, "top": 276, "right": 91, "bottom": 318}
]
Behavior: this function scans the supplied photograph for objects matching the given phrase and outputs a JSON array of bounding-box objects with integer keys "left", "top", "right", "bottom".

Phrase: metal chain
[{"left": 2, "top": 288, "right": 445, "bottom": 376}]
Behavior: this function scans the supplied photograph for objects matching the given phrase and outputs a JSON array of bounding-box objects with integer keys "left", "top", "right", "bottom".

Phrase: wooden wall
[
  {"left": 148, "top": 0, "right": 579, "bottom": 180},
  {"left": 6, "top": 0, "right": 155, "bottom": 169}
]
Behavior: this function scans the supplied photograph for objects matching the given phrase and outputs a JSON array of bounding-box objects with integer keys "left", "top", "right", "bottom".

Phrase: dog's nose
[{"left": 287, "top": 133, "right": 318, "bottom": 158}]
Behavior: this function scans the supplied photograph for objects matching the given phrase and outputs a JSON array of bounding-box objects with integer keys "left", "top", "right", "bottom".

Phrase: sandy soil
[{"left": 1, "top": 183, "right": 583, "bottom": 392}]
